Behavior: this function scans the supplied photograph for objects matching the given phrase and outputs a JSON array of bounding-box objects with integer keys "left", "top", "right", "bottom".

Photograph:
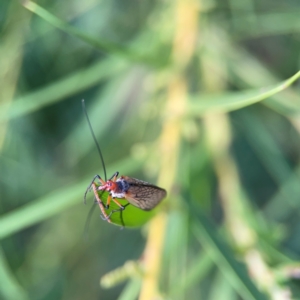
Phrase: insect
[{"left": 82, "top": 99, "right": 167, "bottom": 225}]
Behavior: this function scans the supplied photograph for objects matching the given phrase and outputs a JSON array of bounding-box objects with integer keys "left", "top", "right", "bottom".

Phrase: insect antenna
[
  {"left": 83, "top": 201, "right": 97, "bottom": 241},
  {"left": 81, "top": 99, "right": 107, "bottom": 181},
  {"left": 82, "top": 99, "right": 109, "bottom": 236},
  {"left": 120, "top": 203, "right": 130, "bottom": 228}
]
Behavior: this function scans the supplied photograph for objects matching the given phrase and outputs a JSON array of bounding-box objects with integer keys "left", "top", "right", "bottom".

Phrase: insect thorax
[{"left": 111, "top": 178, "right": 130, "bottom": 198}]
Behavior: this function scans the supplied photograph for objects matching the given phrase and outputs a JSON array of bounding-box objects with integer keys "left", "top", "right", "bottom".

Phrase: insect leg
[
  {"left": 104, "top": 203, "right": 130, "bottom": 228},
  {"left": 108, "top": 171, "right": 119, "bottom": 181},
  {"left": 84, "top": 174, "right": 105, "bottom": 204},
  {"left": 104, "top": 203, "right": 130, "bottom": 223},
  {"left": 100, "top": 213, "right": 112, "bottom": 222},
  {"left": 101, "top": 172, "right": 119, "bottom": 209},
  {"left": 112, "top": 198, "right": 125, "bottom": 210},
  {"left": 106, "top": 194, "right": 123, "bottom": 209},
  {"left": 106, "top": 194, "right": 112, "bottom": 209},
  {"left": 91, "top": 182, "right": 111, "bottom": 223}
]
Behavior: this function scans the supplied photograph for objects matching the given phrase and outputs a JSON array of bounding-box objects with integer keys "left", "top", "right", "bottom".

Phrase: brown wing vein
[{"left": 123, "top": 176, "right": 167, "bottom": 210}]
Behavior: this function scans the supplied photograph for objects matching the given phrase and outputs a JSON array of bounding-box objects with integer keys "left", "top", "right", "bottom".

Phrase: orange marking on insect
[
  {"left": 112, "top": 198, "right": 124, "bottom": 209},
  {"left": 106, "top": 194, "right": 112, "bottom": 208}
]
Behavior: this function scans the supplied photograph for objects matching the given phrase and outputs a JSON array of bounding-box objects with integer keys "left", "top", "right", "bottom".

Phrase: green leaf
[
  {"left": 0, "top": 248, "right": 29, "bottom": 300},
  {"left": 232, "top": 12, "right": 300, "bottom": 39},
  {"left": 191, "top": 211, "right": 268, "bottom": 300},
  {"left": 221, "top": 39, "right": 300, "bottom": 116},
  {"left": 93, "top": 190, "right": 158, "bottom": 227},
  {"left": 208, "top": 272, "right": 237, "bottom": 300},
  {"left": 187, "top": 70, "right": 300, "bottom": 115},
  {"left": 0, "top": 180, "right": 84, "bottom": 240},
  {"left": 0, "top": 58, "right": 127, "bottom": 122},
  {"left": 117, "top": 279, "right": 141, "bottom": 300},
  {"left": 22, "top": 1, "right": 160, "bottom": 65},
  {"left": 169, "top": 251, "right": 214, "bottom": 295},
  {"left": 234, "top": 110, "right": 300, "bottom": 220}
]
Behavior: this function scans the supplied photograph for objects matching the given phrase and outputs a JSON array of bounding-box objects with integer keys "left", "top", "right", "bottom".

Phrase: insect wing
[{"left": 123, "top": 176, "right": 167, "bottom": 210}]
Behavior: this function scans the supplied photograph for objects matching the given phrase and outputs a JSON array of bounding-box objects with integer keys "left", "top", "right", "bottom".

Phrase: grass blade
[
  {"left": 0, "top": 58, "right": 127, "bottom": 122},
  {"left": 191, "top": 212, "right": 268, "bottom": 300},
  {"left": 188, "top": 71, "right": 300, "bottom": 115},
  {"left": 0, "top": 247, "right": 29, "bottom": 300},
  {"left": 23, "top": 1, "right": 160, "bottom": 65}
]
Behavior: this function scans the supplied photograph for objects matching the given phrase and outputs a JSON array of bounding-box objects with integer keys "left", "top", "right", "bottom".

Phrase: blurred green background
[{"left": 1, "top": 0, "right": 300, "bottom": 299}]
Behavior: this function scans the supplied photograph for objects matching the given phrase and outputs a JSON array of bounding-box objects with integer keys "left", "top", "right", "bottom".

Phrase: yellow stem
[
  {"left": 139, "top": 1, "right": 198, "bottom": 299},
  {"left": 0, "top": 3, "right": 27, "bottom": 150}
]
